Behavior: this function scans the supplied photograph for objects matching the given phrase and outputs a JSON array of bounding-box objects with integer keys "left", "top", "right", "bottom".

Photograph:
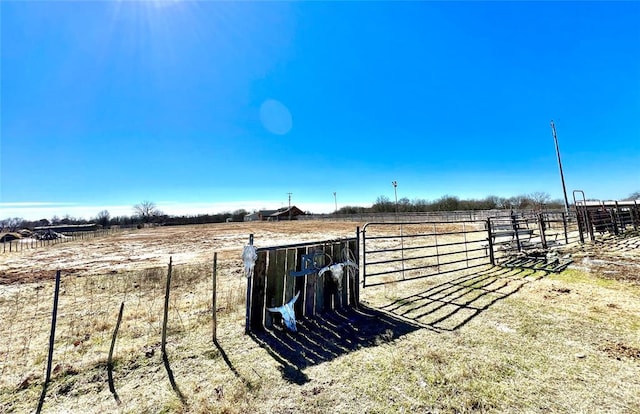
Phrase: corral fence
[
  {"left": 302, "top": 209, "right": 520, "bottom": 223},
  {"left": 489, "top": 211, "right": 581, "bottom": 259},
  {"left": 362, "top": 212, "right": 581, "bottom": 287},
  {"left": 246, "top": 233, "right": 359, "bottom": 333},
  {"left": 1, "top": 227, "right": 127, "bottom": 254},
  {"left": 573, "top": 193, "right": 640, "bottom": 242}
]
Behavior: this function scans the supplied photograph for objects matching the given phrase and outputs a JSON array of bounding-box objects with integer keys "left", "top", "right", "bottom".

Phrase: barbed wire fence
[{"left": 0, "top": 253, "right": 248, "bottom": 412}]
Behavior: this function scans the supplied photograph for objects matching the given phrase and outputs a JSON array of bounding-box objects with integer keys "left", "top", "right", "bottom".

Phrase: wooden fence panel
[
  {"left": 250, "top": 251, "right": 267, "bottom": 331},
  {"left": 314, "top": 245, "right": 327, "bottom": 315},
  {"left": 284, "top": 248, "right": 297, "bottom": 304},
  {"left": 250, "top": 237, "right": 359, "bottom": 333},
  {"left": 328, "top": 242, "right": 342, "bottom": 310},
  {"left": 338, "top": 241, "right": 349, "bottom": 309},
  {"left": 350, "top": 239, "right": 360, "bottom": 306},
  {"left": 264, "top": 250, "right": 285, "bottom": 329},
  {"left": 304, "top": 268, "right": 317, "bottom": 317},
  {"left": 294, "top": 247, "right": 306, "bottom": 317}
]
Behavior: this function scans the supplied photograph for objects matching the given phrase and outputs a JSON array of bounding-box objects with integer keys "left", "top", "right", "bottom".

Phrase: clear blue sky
[{"left": 1, "top": 1, "right": 639, "bottom": 220}]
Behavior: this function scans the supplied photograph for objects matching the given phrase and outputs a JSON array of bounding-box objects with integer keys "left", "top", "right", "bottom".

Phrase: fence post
[
  {"left": 161, "top": 257, "right": 186, "bottom": 403},
  {"left": 511, "top": 212, "right": 522, "bottom": 252},
  {"left": 537, "top": 213, "right": 547, "bottom": 249},
  {"left": 36, "top": 270, "right": 61, "bottom": 414},
  {"left": 354, "top": 227, "right": 360, "bottom": 306},
  {"left": 361, "top": 226, "right": 367, "bottom": 288},
  {"left": 576, "top": 208, "right": 585, "bottom": 244},
  {"left": 611, "top": 204, "right": 619, "bottom": 235},
  {"left": 212, "top": 252, "right": 217, "bottom": 343},
  {"left": 108, "top": 302, "right": 125, "bottom": 405},
  {"left": 562, "top": 212, "right": 569, "bottom": 244},
  {"left": 486, "top": 218, "right": 495, "bottom": 266},
  {"left": 245, "top": 234, "right": 253, "bottom": 335}
]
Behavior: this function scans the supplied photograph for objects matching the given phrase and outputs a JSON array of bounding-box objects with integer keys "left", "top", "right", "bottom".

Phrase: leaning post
[{"left": 36, "top": 270, "right": 61, "bottom": 414}]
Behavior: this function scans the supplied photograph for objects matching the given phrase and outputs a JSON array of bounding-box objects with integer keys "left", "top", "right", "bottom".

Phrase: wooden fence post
[{"left": 36, "top": 270, "right": 61, "bottom": 414}]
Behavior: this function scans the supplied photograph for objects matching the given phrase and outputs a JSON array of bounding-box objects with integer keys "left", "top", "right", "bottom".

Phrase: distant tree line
[
  {"left": 0, "top": 200, "right": 248, "bottom": 231},
  {"left": 339, "top": 192, "right": 566, "bottom": 214}
]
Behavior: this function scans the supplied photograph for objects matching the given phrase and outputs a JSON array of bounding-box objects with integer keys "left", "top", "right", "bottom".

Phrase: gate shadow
[
  {"left": 249, "top": 305, "right": 424, "bottom": 384},
  {"left": 380, "top": 265, "right": 547, "bottom": 331}
]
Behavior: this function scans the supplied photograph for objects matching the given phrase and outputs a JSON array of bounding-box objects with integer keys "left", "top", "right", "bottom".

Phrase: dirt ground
[{"left": 0, "top": 221, "right": 364, "bottom": 285}]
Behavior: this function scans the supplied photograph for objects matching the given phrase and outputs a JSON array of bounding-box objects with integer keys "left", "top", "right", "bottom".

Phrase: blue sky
[{"left": 1, "top": 1, "right": 639, "bottom": 220}]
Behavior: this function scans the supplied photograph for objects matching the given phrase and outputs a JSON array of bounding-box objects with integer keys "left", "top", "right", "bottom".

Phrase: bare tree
[
  {"left": 133, "top": 201, "right": 159, "bottom": 223},
  {"left": 96, "top": 210, "right": 110, "bottom": 228},
  {"left": 0, "top": 217, "right": 24, "bottom": 232},
  {"left": 529, "top": 192, "right": 551, "bottom": 210},
  {"left": 625, "top": 191, "right": 640, "bottom": 200},
  {"left": 372, "top": 195, "right": 393, "bottom": 212}
]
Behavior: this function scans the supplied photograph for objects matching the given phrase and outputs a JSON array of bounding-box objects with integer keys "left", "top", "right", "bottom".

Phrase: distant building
[{"left": 244, "top": 206, "right": 305, "bottom": 221}]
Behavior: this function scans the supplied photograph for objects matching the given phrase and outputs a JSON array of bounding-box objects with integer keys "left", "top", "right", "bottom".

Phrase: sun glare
[{"left": 150, "top": 0, "right": 184, "bottom": 9}]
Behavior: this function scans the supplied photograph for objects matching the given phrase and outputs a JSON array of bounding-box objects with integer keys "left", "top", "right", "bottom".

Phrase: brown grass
[{"left": 1, "top": 222, "right": 639, "bottom": 413}]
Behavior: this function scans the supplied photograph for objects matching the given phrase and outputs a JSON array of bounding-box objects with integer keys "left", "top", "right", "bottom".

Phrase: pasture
[{"left": 1, "top": 221, "right": 639, "bottom": 413}]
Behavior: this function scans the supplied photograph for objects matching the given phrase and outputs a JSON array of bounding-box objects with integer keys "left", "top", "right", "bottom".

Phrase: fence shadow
[
  {"left": 249, "top": 305, "right": 423, "bottom": 384},
  {"left": 380, "top": 265, "right": 547, "bottom": 331}
]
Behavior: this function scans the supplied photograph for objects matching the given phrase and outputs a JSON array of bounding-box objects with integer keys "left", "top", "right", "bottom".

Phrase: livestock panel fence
[
  {"left": 362, "top": 221, "right": 489, "bottom": 287},
  {"left": 362, "top": 213, "right": 582, "bottom": 287},
  {"left": 246, "top": 234, "right": 359, "bottom": 333},
  {"left": 573, "top": 195, "right": 640, "bottom": 242}
]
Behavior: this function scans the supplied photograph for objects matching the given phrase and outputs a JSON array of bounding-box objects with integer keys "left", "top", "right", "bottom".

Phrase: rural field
[{"left": 1, "top": 221, "right": 639, "bottom": 413}]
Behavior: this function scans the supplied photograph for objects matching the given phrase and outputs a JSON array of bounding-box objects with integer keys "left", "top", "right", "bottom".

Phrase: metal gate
[
  {"left": 573, "top": 190, "right": 640, "bottom": 242},
  {"left": 361, "top": 221, "right": 489, "bottom": 287},
  {"left": 362, "top": 215, "right": 580, "bottom": 286}
]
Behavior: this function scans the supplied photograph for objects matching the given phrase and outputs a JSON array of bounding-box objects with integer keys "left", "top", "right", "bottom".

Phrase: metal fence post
[
  {"left": 36, "top": 270, "right": 61, "bottom": 414},
  {"left": 538, "top": 213, "right": 547, "bottom": 249},
  {"left": 486, "top": 218, "right": 495, "bottom": 266},
  {"left": 361, "top": 226, "right": 367, "bottom": 288},
  {"left": 511, "top": 211, "right": 522, "bottom": 252},
  {"left": 562, "top": 212, "right": 569, "bottom": 244}
]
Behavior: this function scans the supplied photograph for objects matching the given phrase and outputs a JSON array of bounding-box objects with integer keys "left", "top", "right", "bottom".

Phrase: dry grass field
[{"left": 1, "top": 221, "right": 639, "bottom": 413}]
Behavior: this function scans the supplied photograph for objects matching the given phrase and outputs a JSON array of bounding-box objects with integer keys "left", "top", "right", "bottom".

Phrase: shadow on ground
[
  {"left": 249, "top": 305, "right": 424, "bottom": 384},
  {"left": 380, "top": 265, "right": 546, "bottom": 331},
  {"left": 251, "top": 265, "right": 546, "bottom": 383}
]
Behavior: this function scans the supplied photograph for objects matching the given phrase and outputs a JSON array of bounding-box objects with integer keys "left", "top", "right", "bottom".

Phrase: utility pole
[
  {"left": 333, "top": 192, "right": 337, "bottom": 214},
  {"left": 287, "top": 192, "right": 292, "bottom": 220},
  {"left": 392, "top": 181, "right": 399, "bottom": 217},
  {"left": 550, "top": 120, "right": 570, "bottom": 215},
  {"left": 392, "top": 180, "right": 405, "bottom": 279}
]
